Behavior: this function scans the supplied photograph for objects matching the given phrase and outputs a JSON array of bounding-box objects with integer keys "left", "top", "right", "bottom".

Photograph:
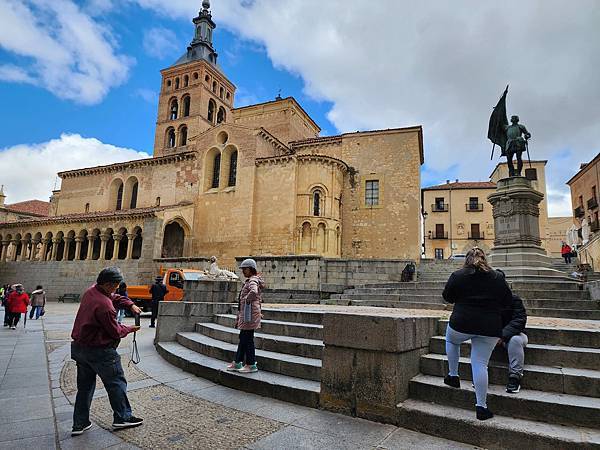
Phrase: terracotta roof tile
[
  {"left": 422, "top": 181, "right": 496, "bottom": 191},
  {"left": 5, "top": 200, "right": 50, "bottom": 217}
]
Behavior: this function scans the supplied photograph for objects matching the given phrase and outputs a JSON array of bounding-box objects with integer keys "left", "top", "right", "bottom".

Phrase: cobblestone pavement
[{"left": 2, "top": 301, "right": 498, "bottom": 449}]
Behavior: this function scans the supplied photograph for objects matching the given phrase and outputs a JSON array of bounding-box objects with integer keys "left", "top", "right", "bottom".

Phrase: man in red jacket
[
  {"left": 7, "top": 284, "right": 29, "bottom": 329},
  {"left": 70, "top": 267, "right": 143, "bottom": 436}
]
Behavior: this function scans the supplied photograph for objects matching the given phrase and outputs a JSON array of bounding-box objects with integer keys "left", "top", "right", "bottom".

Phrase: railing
[
  {"left": 465, "top": 203, "right": 483, "bottom": 212},
  {"left": 431, "top": 203, "right": 448, "bottom": 212},
  {"left": 574, "top": 206, "right": 585, "bottom": 218},
  {"left": 587, "top": 197, "right": 598, "bottom": 210},
  {"left": 468, "top": 232, "right": 485, "bottom": 240},
  {"left": 591, "top": 221, "right": 600, "bottom": 232},
  {"left": 430, "top": 232, "right": 448, "bottom": 240}
]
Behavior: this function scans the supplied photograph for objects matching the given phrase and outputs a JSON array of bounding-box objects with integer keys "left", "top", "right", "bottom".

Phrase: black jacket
[
  {"left": 501, "top": 294, "right": 527, "bottom": 342},
  {"left": 149, "top": 282, "right": 168, "bottom": 301},
  {"left": 443, "top": 267, "right": 513, "bottom": 337}
]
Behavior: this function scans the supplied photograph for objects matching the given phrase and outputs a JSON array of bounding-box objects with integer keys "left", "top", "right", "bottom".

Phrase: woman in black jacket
[{"left": 442, "top": 247, "right": 513, "bottom": 420}]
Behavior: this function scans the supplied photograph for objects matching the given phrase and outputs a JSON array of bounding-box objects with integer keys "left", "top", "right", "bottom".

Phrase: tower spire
[{"left": 170, "top": 1, "right": 219, "bottom": 68}]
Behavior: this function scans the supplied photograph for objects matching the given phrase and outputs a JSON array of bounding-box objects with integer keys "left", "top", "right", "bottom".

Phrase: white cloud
[
  {"left": 0, "top": 64, "right": 34, "bottom": 83},
  {"left": 143, "top": 27, "right": 180, "bottom": 60},
  {"left": 0, "top": 0, "right": 133, "bottom": 104},
  {"left": 133, "top": 87, "right": 158, "bottom": 104},
  {"left": 0, "top": 134, "right": 149, "bottom": 203}
]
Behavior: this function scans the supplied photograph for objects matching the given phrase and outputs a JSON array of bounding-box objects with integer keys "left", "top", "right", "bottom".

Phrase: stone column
[
  {"left": 20, "top": 240, "right": 29, "bottom": 261},
  {"left": 310, "top": 228, "right": 317, "bottom": 252},
  {"left": 0, "top": 241, "right": 8, "bottom": 262},
  {"left": 10, "top": 240, "right": 19, "bottom": 261},
  {"left": 112, "top": 234, "right": 123, "bottom": 260},
  {"left": 74, "top": 237, "right": 83, "bottom": 261},
  {"left": 63, "top": 237, "right": 73, "bottom": 261},
  {"left": 40, "top": 239, "right": 49, "bottom": 262},
  {"left": 51, "top": 238, "right": 60, "bottom": 261},
  {"left": 126, "top": 233, "right": 135, "bottom": 259},
  {"left": 100, "top": 234, "right": 110, "bottom": 260},
  {"left": 87, "top": 235, "right": 96, "bottom": 260},
  {"left": 30, "top": 239, "right": 40, "bottom": 261}
]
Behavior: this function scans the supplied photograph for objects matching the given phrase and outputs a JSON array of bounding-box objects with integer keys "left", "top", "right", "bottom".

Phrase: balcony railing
[
  {"left": 587, "top": 197, "right": 598, "bottom": 210},
  {"left": 574, "top": 206, "right": 585, "bottom": 218},
  {"left": 466, "top": 203, "right": 483, "bottom": 212},
  {"left": 431, "top": 203, "right": 448, "bottom": 212},
  {"left": 430, "top": 232, "right": 448, "bottom": 240},
  {"left": 591, "top": 221, "right": 600, "bottom": 232},
  {"left": 468, "top": 232, "right": 485, "bottom": 240}
]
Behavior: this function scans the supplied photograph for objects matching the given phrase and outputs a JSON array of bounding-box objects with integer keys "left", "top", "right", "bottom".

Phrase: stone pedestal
[{"left": 488, "top": 177, "right": 566, "bottom": 280}]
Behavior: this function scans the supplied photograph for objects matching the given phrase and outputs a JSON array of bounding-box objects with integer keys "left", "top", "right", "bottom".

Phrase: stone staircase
[
  {"left": 397, "top": 319, "right": 600, "bottom": 449},
  {"left": 261, "top": 289, "right": 321, "bottom": 304},
  {"left": 156, "top": 306, "right": 324, "bottom": 408}
]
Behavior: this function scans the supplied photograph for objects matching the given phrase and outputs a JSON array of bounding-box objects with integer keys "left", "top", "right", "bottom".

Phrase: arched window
[
  {"left": 183, "top": 96, "right": 191, "bottom": 117},
  {"left": 167, "top": 128, "right": 176, "bottom": 148},
  {"left": 79, "top": 230, "right": 89, "bottom": 260},
  {"left": 217, "top": 106, "right": 226, "bottom": 124},
  {"left": 169, "top": 99, "right": 178, "bottom": 120},
  {"left": 130, "top": 181, "right": 138, "bottom": 209},
  {"left": 85, "top": 203, "right": 90, "bottom": 213},
  {"left": 207, "top": 99, "right": 216, "bottom": 123},
  {"left": 313, "top": 192, "right": 321, "bottom": 216},
  {"left": 211, "top": 153, "right": 221, "bottom": 188},
  {"left": 175, "top": 78, "right": 180, "bottom": 89},
  {"left": 116, "top": 184, "right": 123, "bottom": 210},
  {"left": 183, "top": 75, "right": 189, "bottom": 87},
  {"left": 212, "top": 81, "right": 217, "bottom": 93},
  {"left": 161, "top": 221, "right": 186, "bottom": 257},
  {"left": 132, "top": 227, "right": 143, "bottom": 259},
  {"left": 193, "top": 72, "right": 199, "bottom": 80},
  {"left": 228, "top": 151, "right": 238, "bottom": 187},
  {"left": 219, "top": 87, "right": 224, "bottom": 99},
  {"left": 179, "top": 126, "right": 188, "bottom": 146},
  {"left": 156, "top": 197, "right": 161, "bottom": 206}
]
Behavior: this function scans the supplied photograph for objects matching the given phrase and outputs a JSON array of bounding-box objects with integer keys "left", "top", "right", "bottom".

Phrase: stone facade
[{"left": 567, "top": 152, "right": 600, "bottom": 242}]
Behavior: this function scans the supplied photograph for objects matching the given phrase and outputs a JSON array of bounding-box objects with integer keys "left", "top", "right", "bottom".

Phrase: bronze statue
[{"left": 488, "top": 86, "right": 532, "bottom": 177}]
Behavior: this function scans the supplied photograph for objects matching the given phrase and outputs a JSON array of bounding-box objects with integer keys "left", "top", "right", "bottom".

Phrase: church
[{"left": 0, "top": 2, "right": 423, "bottom": 293}]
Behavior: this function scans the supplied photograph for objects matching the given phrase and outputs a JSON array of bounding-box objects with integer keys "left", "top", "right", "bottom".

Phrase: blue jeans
[
  {"left": 445, "top": 325, "right": 498, "bottom": 408},
  {"left": 71, "top": 343, "right": 133, "bottom": 426},
  {"left": 116, "top": 309, "right": 125, "bottom": 324},
  {"left": 34, "top": 306, "right": 43, "bottom": 319}
]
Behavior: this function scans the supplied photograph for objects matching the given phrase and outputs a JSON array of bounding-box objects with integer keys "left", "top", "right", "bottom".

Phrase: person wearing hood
[
  {"left": 227, "top": 258, "right": 265, "bottom": 374},
  {"left": 29, "top": 285, "right": 46, "bottom": 320},
  {"left": 7, "top": 284, "right": 30, "bottom": 329}
]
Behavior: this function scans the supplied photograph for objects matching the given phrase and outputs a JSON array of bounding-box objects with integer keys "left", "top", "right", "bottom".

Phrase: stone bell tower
[{"left": 153, "top": 1, "right": 236, "bottom": 157}]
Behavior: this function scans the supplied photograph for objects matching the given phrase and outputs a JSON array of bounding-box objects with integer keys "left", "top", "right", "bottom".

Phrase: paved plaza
[{"left": 0, "top": 302, "right": 478, "bottom": 450}]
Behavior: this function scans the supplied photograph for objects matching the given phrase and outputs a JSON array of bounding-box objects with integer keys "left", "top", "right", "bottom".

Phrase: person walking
[
  {"left": 6, "top": 284, "right": 30, "bottom": 329},
  {"left": 226, "top": 259, "right": 265, "bottom": 374},
  {"left": 116, "top": 282, "right": 128, "bottom": 324},
  {"left": 561, "top": 241, "right": 573, "bottom": 264},
  {"left": 3, "top": 284, "right": 13, "bottom": 327},
  {"left": 29, "top": 285, "right": 46, "bottom": 320},
  {"left": 149, "top": 276, "right": 168, "bottom": 328},
  {"left": 442, "top": 247, "right": 513, "bottom": 421},
  {"left": 501, "top": 294, "right": 528, "bottom": 394},
  {"left": 70, "top": 267, "right": 143, "bottom": 436}
]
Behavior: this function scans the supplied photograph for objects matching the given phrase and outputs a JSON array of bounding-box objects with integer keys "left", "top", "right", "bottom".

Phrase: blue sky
[{"left": 1, "top": 0, "right": 599, "bottom": 216}]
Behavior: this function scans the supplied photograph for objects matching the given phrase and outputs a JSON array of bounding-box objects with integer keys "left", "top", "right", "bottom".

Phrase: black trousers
[
  {"left": 235, "top": 330, "right": 256, "bottom": 365},
  {"left": 150, "top": 300, "right": 159, "bottom": 326}
]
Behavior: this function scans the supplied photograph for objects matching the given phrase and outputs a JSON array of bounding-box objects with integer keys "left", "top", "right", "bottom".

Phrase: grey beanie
[
  {"left": 97, "top": 267, "right": 124, "bottom": 285},
  {"left": 239, "top": 258, "right": 257, "bottom": 270}
]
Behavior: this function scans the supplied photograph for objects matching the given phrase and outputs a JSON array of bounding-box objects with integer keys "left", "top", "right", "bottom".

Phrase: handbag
[{"left": 40, "top": 307, "right": 45, "bottom": 317}]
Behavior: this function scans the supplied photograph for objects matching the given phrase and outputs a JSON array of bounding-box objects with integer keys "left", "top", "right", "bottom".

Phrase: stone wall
[{"left": 235, "top": 256, "right": 415, "bottom": 292}]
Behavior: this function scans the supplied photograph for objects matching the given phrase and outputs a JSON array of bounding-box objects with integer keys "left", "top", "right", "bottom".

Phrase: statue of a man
[{"left": 504, "top": 115, "right": 531, "bottom": 177}]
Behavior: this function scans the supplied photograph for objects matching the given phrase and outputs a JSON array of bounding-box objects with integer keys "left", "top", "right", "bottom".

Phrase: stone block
[{"left": 158, "top": 301, "right": 185, "bottom": 316}]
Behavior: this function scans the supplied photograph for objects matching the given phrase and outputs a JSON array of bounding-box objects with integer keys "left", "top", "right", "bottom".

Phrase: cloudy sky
[{"left": 1, "top": 0, "right": 599, "bottom": 216}]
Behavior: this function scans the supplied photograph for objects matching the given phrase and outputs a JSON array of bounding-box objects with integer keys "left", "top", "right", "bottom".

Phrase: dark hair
[
  {"left": 246, "top": 267, "right": 258, "bottom": 275},
  {"left": 119, "top": 281, "right": 127, "bottom": 289},
  {"left": 36, "top": 285, "right": 43, "bottom": 290},
  {"left": 97, "top": 267, "right": 124, "bottom": 285},
  {"left": 464, "top": 247, "right": 492, "bottom": 272}
]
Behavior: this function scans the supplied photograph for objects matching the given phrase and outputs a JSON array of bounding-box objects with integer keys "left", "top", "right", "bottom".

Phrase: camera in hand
[{"left": 134, "top": 314, "right": 141, "bottom": 327}]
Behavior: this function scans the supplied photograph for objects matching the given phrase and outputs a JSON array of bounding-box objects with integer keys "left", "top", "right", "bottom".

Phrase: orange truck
[{"left": 127, "top": 268, "right": 208, "bottom": 312}]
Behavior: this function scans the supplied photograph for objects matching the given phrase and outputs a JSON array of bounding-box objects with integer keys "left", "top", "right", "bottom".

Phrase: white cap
[{"left": 239, "top": 258, "right": 257, "bottom": 270}]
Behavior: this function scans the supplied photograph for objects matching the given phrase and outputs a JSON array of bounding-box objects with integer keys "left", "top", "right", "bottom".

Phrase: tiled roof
[
  {"left": 422, "top": 181, "right": 497, "bottom": 191},
  {"left": 5, "top": 200, "right": 50, "bottom": 217}
]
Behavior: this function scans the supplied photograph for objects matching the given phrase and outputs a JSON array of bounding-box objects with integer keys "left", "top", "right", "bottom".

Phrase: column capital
[
  {"left": 42, "top": 238, "right": 51, "bottom": 245},
  {"left": 63, "top": 236, "right": 74, "bottom": 243},
  {"left": 126, "top": 233, "right": 136, "bottom": 240},
  {"left": 52, "top": 237, "right": 61, "bottom": 244},
  {"left": 100, "top": 234, "right": 111, "bottom": 242},
  {"left": 1, "top": 240, "right": 9, "bottom": 246},
  {"left": 113, "top": 234, "right": 124, "bottom": 242},
  {"left": 75, "top": 237, "right": 85, "bottom": 243},
  {"left": 87, "top": 234, "right": 97, "bottom": 242}
]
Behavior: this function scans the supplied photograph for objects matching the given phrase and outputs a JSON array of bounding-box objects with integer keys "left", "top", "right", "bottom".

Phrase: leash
[{"left": 129, "top": 314, "right": 140, "bottom": 366}]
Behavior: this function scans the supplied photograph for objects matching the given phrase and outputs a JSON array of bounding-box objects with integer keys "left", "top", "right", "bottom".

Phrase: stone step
[
  {"left": 235, "top": 307, "right": 323, "bottom": 325},
  {"left": 527, "top": 307, "right": 600, "bottom": 320},
  {"left": 522, "top": 299, "right": 600, "bottom": 310},
  {"left": 214, "top": 314, "right": 323, "bottom": 340},
  {"left": 195, "top": 322, "right": 324, "bottom": 359},
  {"left": 409, "top": 374, "right": 600, "bottom": 428},
  {"left": 156, "top": 342, "right": 320, "bottom": 408},
  {"left": 336, "top": 294, "right": 445, "bottom": 303},
  {"left": 357, "top": 281, "right": 447, "bottom": 289},
  {"left": 420, "top": 353, "right": 600, "bottom": 398},
  {"left": 262, "top": 297, "right": 321, "bottom": 304},
  {"left": 509, "top": 281, "right": 584, "bottom": 291},
  {"left": 397, "top": 399, "right": 600, "bottom": 449},
  {"left": 428, "top": 336, "right": 600, "bottom": 371},
  {"left": 512, "top": 289, "right": 591, "bottom": 300},
  {"left": 347, "top": 300, "right": 447, "bottom": 310},
  {"left": 437, "top": 320, "right": 600, "bottom": 348},
  {"left": 346, "top": 288, "right": 444, "bottom": 296},
  {"left": 176, "top": 332, "right": 321, "bottom": 381}
]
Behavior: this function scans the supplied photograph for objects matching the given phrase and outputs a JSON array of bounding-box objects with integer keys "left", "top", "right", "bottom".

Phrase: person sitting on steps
[{"left": 500, "top": 293, "right": 528, "bottom": 394}]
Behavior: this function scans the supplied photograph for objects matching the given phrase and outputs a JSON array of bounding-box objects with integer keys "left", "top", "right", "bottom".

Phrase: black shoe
[
  {"left": 71, "top": 422, "right": 93, "bottom": 436},
  {"left": 506, "top": 375, "right": 521, "bottom": 393},
  {"left": 476, "top": 406, "right": 494, "bottom": 421},
  {"left": 149, "top": 324, "right": 155, "bottom": 328},
  {"left": 443, "top": 375, "right": 460, "bottom": 388},
  {"left": 113, "top": 416, "right": 144, "bottom": 429}
]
